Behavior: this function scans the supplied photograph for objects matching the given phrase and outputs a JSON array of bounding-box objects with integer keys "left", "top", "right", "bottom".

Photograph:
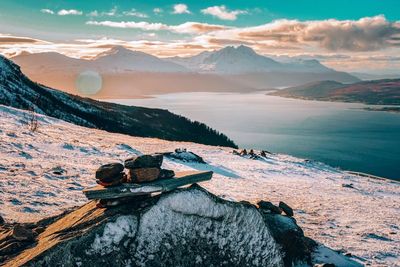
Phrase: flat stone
[
  {"left": 159, "top": 169, "right": 175, "bottom": 179},
  {"left": 279, "top": 201, "right": 294, "bottom": 217},
  {"left": 257, "top": 201, "right": 282, "bottom": 214},
  {"left": 130, "top": 167, "right": 161, "bottom": 183},
  {"left": 12, "top": 225, "right": 35, "bottom": 242},
  {"left": 95, "top": 163, "right": 124, "bottom": 180},
  {"left": 125, "top": 154, "right": 163, "bottom": 169}
]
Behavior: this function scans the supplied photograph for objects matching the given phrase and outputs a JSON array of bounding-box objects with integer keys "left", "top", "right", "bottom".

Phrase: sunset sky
[{"left": 0, "top": 0, "right": 399, "bottom": 73}]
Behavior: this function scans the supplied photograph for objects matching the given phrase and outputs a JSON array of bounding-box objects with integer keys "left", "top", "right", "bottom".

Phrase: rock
[
  {"left": 342, "top": 183, "right": 354, "bottom": 189},
  {"left": 279, "top": 201, "right": 294, "bottom": 217},
  {"left": 3, "top": 186, "right": 296, "bottom": 267},
  {"left": 0, "top": 215, "right": 4, "bottom": 225},
  {"left": 314, "top": 264, "right": 336, "bottom": 267},
  {"left": 232, "top": 150, "right": 240, "bottom": 155},
  {"left": 125, "top": 154, "right": 163, "bottom": 169},
  {"left": 129, "top": 168, "right": 161, "bottom": 183},
  {"left": 159, "top": 169, "right": 175, "bottom": 179},
  {"left": 165, "top": 149, "right": 205, "bottom": 163},
  {"left": 263, "top": 213, "right": 316, "bottom": 266},
  {"left": 95, "top": 163, "right": 124, "bottom": 181},
  {"left": 96, "top": 172, "right": 125, "bottom": 185},
  {"left": 257, "top": 201, "right": 282, "bottom": 214},
  {"left": 12, "top": 225, "right": 35, "bottom": 242}
]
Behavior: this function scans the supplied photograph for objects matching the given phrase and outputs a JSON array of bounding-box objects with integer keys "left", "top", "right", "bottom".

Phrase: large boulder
[{"left": 2, "top": 186, "right": 353, "bottom": 267}]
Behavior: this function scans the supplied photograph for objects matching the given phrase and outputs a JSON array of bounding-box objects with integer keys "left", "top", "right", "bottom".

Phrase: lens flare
[{"left": 75, "top": 71, "right": 102, "bottom": 95}]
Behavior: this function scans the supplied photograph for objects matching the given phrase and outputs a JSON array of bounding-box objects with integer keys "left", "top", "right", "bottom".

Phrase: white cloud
[
  {"left": 172, "top": 4, "right": 191, "bottom": 14},
  {"left": 201, "top": 5, "right": 247, "bottom": 21},
  {"left": 88, "top": 10, "right": 99, "bottom": 17},
  {"left": 86, "top": 20, "right": 227, "bottom": 34},
  {"left": 86, "top": 21, "right": 168, "bottom": 31},
  {"left": 192, "top": 15, "right": 400, "bottom": 52},
  {"left": 57, "top": 9, "right": 83, "bottom": 16},
  {"left": 153, "top": 8, "right": 163, "bottom": 14},
  {"left": 123, "top": 9, "right": 148, "bottom": 18},
  {"left": 40, "top": 9, "right": 54, "bottom": 15},
  {"left": 103, "top": 7, "right": 117, "bottom": 16}
]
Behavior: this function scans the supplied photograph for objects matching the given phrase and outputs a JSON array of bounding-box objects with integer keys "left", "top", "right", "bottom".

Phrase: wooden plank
[{"left": 83, "top": 170, "right": 213, "bottom": 200}]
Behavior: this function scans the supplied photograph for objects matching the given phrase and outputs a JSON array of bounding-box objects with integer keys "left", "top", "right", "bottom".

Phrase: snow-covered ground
[{"left": 0, "top": 104, "right": 399, "bottom": 266}]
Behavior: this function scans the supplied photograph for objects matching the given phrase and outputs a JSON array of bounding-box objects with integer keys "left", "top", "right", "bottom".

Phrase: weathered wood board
[{"left": 83, "top": 170, "right": 213, "bottom": 200}]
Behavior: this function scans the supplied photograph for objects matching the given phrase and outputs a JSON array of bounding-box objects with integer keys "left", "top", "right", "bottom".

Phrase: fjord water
[{"left": 110, "top": 93, "right": 400, "bottom": 180}]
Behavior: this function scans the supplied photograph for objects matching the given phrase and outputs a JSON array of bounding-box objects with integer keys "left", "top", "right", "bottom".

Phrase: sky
[{"left": 0, "top": 0, "right": 399, "bottom": 73}]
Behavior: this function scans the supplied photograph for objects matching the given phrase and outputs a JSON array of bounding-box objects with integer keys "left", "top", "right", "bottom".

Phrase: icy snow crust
[{"left": 0, "top": 104, "right": 399, "bottom": 266}]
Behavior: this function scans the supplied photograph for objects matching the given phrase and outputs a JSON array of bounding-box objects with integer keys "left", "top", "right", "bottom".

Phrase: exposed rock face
[{"left": 1, "top": 186, "right": 315, "bottom": 267}]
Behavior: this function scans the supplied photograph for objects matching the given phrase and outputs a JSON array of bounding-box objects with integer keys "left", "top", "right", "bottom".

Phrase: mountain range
[
  {"left": 11, "top": 45, "right": 360, "bottom": 98},
  {"left": 270, "top": 79, "right": 400, "bottom": 105},
  {"left": 168, "top": 45, "right": 334, "bottom": 74},
  {"left": 0, "top": 54, "right": 236, "bottom": 147}
]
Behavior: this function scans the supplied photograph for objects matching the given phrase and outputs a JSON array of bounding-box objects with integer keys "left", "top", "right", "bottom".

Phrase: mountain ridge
[
  {"left": 9, "top": 45, "right": 360, "bottom": 98},
  {"left": 0, "top": 55, "right": 237, "bottom": 147},
  {"left": 270, "top": 78, "right": 400, "bottom": 105}
]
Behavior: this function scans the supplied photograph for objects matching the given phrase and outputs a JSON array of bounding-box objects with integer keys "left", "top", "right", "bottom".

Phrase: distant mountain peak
[
  {"left": 216, "top": 45, "right": 258, "bottom": 57},
  {"left": 93, "top": 45, "right": 139, "bottom": 59}
]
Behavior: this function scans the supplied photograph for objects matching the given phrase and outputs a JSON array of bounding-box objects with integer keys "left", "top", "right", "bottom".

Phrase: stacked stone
[
  {"left": 95, "top": 163, "right": 126, "bottom": 187},
  {"left": 95, "top": 154, "right": 176, "bottom": 187},
  {"left": 125, "top": 154, "right": 174, "bottom": 183}
]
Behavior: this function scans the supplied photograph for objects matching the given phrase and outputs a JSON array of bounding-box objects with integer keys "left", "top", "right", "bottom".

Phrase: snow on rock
[
  {"left": 89, "top": 215, "right": 137, "bottom": 256},
  {"left": 134, "top": 188, "right": 282, "bottom": 266},
  {"left": 0, "top": 104, "right": 399, "bottom": 266}
]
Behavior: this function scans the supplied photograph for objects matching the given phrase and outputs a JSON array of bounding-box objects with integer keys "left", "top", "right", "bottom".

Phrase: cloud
[
  {"left": 86, "top": 20, "right": 227, "bottom": 34},
  {"left": 199, "top": 15, "right": 400, "bottom": 52},
  {"left": 57, "top": 9, "right": 83, "bottom": 16},
  {"left": 87, "top": 10, "right": 99, "bottom": 17},
  {"left": 153, "top": 8, "right": 163, "bottom": 14},
  {"left": 87, "top": 21, "right": 168, "bottom": 31},
  {"left": 0, "top": 35, "right": 42, "bottom": 44},
  {"left": 40, "top": 9, "right": 54, "bottom": 15},
  {"left": 172, "top": 4, "right": 191, "bottom": 14},
  {"left": 123, "top": 9, "right": 148, "bottom": 18},
  {"left": 102, "top": 7, "right": 117, "bottom": 16},
  {"left": 201, "top": 5, "right": 247, "bottom": 21}
]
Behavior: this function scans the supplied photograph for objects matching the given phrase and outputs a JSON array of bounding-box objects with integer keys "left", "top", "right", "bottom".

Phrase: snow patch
[{"left": 88, "top": 215, "right": 137, "bottom": 256}]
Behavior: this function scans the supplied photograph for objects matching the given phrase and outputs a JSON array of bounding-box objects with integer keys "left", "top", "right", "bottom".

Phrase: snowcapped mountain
[
  {"left": 12, "top": 46, "right": 189, "bottom": 73},
  {"left": 10, "top": 45, "right": 360, "bottom": 97},
  {"left": 168, "top": 45, "right": 335, "bottom": 74},
  {"left": 92, "top": 46, "right": 189, "bottom": 73},
  {"left": 0, "top": 54, "right": 236, "bottom": 147}
]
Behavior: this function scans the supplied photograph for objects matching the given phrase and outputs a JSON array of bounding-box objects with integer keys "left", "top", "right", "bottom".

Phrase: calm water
[{"left": 110, "top": 92, "right": 400, "bottom": 180}]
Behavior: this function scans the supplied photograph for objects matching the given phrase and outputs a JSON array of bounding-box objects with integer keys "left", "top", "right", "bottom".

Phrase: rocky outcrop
[{"left": 0, "top": 185, "right": 320, "bottom": 267}]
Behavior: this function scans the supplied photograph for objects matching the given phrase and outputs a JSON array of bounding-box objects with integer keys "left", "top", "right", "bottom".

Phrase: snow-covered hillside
[{"left": 0, "top": 105, "right": 399, "bottom": 266}]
